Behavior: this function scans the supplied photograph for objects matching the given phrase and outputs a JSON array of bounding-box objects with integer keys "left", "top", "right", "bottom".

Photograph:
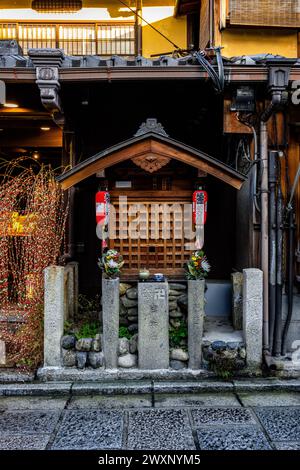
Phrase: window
[{"left": 0, "top": 22, "right": 135, "bottom": 56}]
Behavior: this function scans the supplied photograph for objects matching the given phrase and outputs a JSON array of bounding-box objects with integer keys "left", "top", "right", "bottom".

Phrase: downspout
[
  {"left": 260, "top": 120, "right": 269, "bottom": 351},
  {"left": 259, "top": 59, "right": 293, "bottom": 354}
]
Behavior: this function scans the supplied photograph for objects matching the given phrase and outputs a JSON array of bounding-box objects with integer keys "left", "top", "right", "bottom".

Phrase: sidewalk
[{"left": 0, "top": 380, "right": 299, "bottom": 450}]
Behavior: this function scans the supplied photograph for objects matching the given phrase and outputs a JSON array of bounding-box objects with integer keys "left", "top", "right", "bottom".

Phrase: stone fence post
[
  {"left": 243, "top": 268, "right": 263, "bottom": 369},
  {"left": 44, "top": 266, "right": 65, "bottom": 367},
  {"left": 138, "top": 281, "right": 169, "bottom": 369},
  {"left": 64, "top": 261, "right": 79, "bottom": 322},
  {"left": 188, "top": 279, "right": 205, "bottom": 369},
  {"left": 102, "top": 277, "right": 119, "bottom": 369}
]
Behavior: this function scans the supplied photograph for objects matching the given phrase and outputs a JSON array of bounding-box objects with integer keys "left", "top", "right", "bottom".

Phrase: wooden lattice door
[{"left": 110, "top": 199, "right": 192, "bottom": 276}]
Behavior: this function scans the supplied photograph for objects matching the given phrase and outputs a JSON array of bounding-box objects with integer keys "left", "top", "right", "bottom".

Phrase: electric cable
[{"left": 116, "top": 0, "right": 181, "bottom": 50}]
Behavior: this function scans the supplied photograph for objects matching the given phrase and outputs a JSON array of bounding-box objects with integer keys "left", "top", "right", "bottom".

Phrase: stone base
[
  {"left": 265, "top": 353, "right": 300, "bottom": 378},
  {"left": 37, "top": 366, "right": 213, "bottom": 382}
]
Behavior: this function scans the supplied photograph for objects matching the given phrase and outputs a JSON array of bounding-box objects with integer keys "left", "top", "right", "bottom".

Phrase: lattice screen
[
  {"left": 229, "top": 0, "right": 300, "bottom": 28},
  {"left": 110, "top": 201, "right": 192, "bottom": 275}
]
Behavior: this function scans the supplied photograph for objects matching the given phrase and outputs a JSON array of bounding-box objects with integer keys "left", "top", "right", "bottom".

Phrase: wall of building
[
  {"left": 142, "top": 14, "right": 186, "bottom": 57},
  {"left": 220, "top": 28, "right": 298, "bottom": 58}
]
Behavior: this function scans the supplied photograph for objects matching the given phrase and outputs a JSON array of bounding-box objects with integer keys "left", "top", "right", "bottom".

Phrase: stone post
[
  {"left": 0, "top": 340, "right": 6, "bottom": 366},
  {"left": 102, "top": 277, "right": 119, "bottom": 369},
  {"left": 44, "top": 266, "right": 65, "bottom": 367},
  {"left": 232, "top": 272, "right": 243, "bottom": 330},
  {"left": 243, "top": 268, "right": 263, "bottom": 369},
  {"left": 64, "top": 261, "right": 79, "bottom": 322},
  {"left": 138, "top": 281, "right": 169, "bottom": 369},
  {"left": 188, "top": 279, "right": 205, "bottom": 369}
]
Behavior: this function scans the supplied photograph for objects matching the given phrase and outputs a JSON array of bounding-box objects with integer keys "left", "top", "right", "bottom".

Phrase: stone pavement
[{"left": 0, "top": 383, "right": 300, "bottom": 450}]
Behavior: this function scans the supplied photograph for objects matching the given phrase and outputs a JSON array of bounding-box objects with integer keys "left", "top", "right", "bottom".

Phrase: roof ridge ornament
[{"left": 134, "top": 118, "right": 169, "bottom": 137}]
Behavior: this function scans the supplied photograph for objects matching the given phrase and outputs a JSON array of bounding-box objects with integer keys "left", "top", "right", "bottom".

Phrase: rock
[
  {"left": 122, "top": 296, "right": 138, "bottom": 309},
  {"left": 202, "top": 340, "right": 211, "bottom": 348},
  {"left": 169, "top": 295, "right": 180, "bottom": 301},
  {"left": 177, "top": 294, "right": 188, "bottom": 312},
  {"left": 227, "top": 341, "right": 244, "bottom": 350},
  {"left": 119, "top": 303, "right": 127, "bottom": 317},
  {"left": 91, "top": 335, "right": 101, "bottom": 352},
  {"left": 222, "top": 349, "right": 238, "bottom": 360},
  {"left": 211, "top": 341, "right": 227, "bottom": 351},
  {"left": 118, "top": 353, "right": 137, "bottom": 368},
  {"left": 129, "top": 334, "right": 138, "bottom": 354},
  {"left": 170, "top": 360, "right": 187, "bottom": 370},
  {"left": 239, "top": 347, "right": 246, "bottom": 359},
  {"left": 128, "top": 323, "right": 138, "bottom": 333},
  {"left": 169, "top": 301, "right": 178, "bottom": 311},
  {"left": 169, "top": 310, "right": 183, "bottom": 318},
  {"left": 169, "top": 319, "right": 181, "bottom": 328},
  {"left": 88, "top": 351, "right": 104, "bottom": 368},
  {"left": 61, "top": 335, "right": 76, "bottom": 350},
  {"left": 118, "top": 337, "right": 129, "bottom": 356},
  {"left": 127, "top": 307, "right": 138, "bottom": 316},
  {"left": 169, "top": 289, "right": 183, "bottom": 296},
  {"left": 75, "top": 338, "right": 93, "bottom": 352},
  {"left": 168, "top": 283, "right": 187, "bottom": 291},
  {"left": 119, "top": 283, "right": 132, "bottom": 296},
  {"left": 202, "top": 346, "right": 214, "bottom": 361},
  {"left": 126, "top": 287, "right": 138, "bottom": 300},
  {"left": 76, "top": 352, "right": 87, "bottom": 369},
  {"left": 170, "top": 348, "right": 189, "bottom": 362},
  {"left": 128, "top": 316, "right": 138, "bottom": 322},
  {"left": 62, "top": 349, "right": 76, "bottom": 367},
  {"left": 120, "top": 317, "right": 129, "bottom": 326}
]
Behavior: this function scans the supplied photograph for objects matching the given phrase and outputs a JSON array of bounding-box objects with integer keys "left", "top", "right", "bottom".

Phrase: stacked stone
[
  {"left": 168, "top": 283, "right": 189, "bottom": 370},
  {"left": 119, "top": 283, "right": 138, "bottom": 333},
  {"left": 117, "top": 336, "right": 138, "bottom": 368},
  {"left": 202, "top": 340, "right": 246, "bottom": 370},
  {"left": 61, "top": 334, "right": 103, "bottom": 369}
]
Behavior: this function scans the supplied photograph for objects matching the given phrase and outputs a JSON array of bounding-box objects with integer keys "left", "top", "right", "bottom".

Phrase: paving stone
[
  {"left": 254, "top": 407, "right": 300, "bottom": 441},
  {"left": 238, "top": 392, "right": 300, "bottom": 407},
  {"left": 197, "top": 426, "right": 271, "bottom": 450},
  {"left": 154, "top": 393, "right": 241, "bottom": 408},
  {"left": 0, "top": 410, "right": 60, "bottom": 433},
  {"left": 51, "top": 410, "right": 123, "bottom": 450},
  {"left": 192, "top": 407, "right": 255, "bottom": 425},
  {"left": 68, "top": 395, "right": 152, "bottom": 409},
  {"left": 127, "top": 409, "right": 195, "bottom": 450},
  {"left": 0, "top": 397, "right": 68, "bottom": 411},
  {"left": 0, "top": 434, "right": 50, "bottom": 450},
  {"left": 273, "top": 442, "right": 300, "bottom": 450}
]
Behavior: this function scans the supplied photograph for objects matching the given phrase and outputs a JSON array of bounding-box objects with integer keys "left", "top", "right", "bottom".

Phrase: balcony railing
[
  {"left": 0, "top": 22, "right": 135, "bottom": 56},
  {"left": 229, "top": 0, "right": 300, "bottom": 28}
]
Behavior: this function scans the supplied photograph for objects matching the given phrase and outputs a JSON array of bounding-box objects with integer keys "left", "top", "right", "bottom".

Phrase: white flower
[
  {"left": 108, "top": 259, "right": 118, "bottom": 268},
  {"left": 201, "top": 259, "right": 211, "bottom": 272}
]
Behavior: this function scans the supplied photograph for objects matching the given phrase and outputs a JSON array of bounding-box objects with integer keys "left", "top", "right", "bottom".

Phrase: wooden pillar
[{"left": 135, "top": 0, "right": 143, "bottom": 56}]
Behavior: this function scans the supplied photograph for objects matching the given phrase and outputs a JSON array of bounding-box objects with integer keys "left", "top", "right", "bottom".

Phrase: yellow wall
[
  {"left": 221, "top": 29, "right": 298, "bottom": 58},
  {"left": 142, "top": 16, "right": 186, "bottom": 57}
]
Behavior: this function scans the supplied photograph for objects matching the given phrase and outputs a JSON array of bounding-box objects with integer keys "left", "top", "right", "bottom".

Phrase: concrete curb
[{"left": 0, "top": 379, "right": 300, "bottom": 396}]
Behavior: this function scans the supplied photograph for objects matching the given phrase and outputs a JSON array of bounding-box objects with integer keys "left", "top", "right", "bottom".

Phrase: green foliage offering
[
  {"left": 98, "top": 249, "right": 124, "bottom": 279},
  {"left": 75, "top": 322, "right": 99, "bottom": 340},
  {"left": 119, "top": 326, "right": 133, "bottom": 340},
  {"left": 169, "top": 320, "right": 188, "bottom": 348},
  {"left": 185, "top": 250, "right": 211, "bottom": 280}
]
